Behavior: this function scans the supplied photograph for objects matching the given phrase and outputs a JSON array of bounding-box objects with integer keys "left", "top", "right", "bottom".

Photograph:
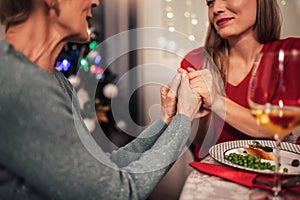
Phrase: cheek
[
  {"left": 241, "top": 9, "right": 257, "bottom": 28},
  {"left": 208, "top": 11, "right": 214, "bottom": 24},
  {"left": 249, "top": 7, "right": 257, "bottom": 24},
  {"left": 233, "top": 0, "right": 257, "bottom": 23}
]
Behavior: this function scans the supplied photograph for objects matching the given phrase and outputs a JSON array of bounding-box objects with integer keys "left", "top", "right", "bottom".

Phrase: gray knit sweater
[{"left": 0, "top": 41, "right": 191, "bottom": 200}]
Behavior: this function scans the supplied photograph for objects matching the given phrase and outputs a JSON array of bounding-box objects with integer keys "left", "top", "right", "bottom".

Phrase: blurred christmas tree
[{"left": 55, "top": 27, "right": 119, "bottom": 137}]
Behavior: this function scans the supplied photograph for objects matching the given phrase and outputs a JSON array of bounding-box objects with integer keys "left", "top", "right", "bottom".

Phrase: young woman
[
  {"left": 0, "top": 0, "right": 201, "bottom": 199},
  {"left": 179, "top": 0, "right": 300, "bottom": 160}
]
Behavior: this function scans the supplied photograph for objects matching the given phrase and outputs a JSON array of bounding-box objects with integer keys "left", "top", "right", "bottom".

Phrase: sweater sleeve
[
  {"left": 106, "top": 117, "right": 168, "bottom": 167},
  {"left": 120, "top": 114, "right": 191, "bottom": 199}
]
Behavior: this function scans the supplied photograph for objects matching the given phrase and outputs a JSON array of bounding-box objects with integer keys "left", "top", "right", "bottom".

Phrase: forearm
[
  {"left": 107, "top": 117, "right": 168, "bottom": 167},
  {"left": 192, "top": 113, "right": 211, "bottom": 147},
  {"left": 121, "top": 114, "right": 191, "bottom": 199},
  {"left": 214, "top": 95, "right": 274, "bottom": 138}
]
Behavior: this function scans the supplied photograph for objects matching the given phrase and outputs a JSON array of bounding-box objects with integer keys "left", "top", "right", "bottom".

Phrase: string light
[
  {"left": 168, "top": 26, "right": 175, "bottom": 32},
  {"left": 188, "top": 35, "right": 195, "bottom": 41},
  {"left": 165, "top": 0, "right": 175, "bottom": 33},
  {"left": 165, "top": 6, "right": 172, "bottom": 12},
  {"left": 90, "top": 65, "right": 104, "bottom": 75},
  {"left": 79, "top": 58, "right": 89, "bottom": 72},
  {"left": 162, "top": 0, "right": 202, "bottom": 52},
  {"left": 167, "top": 12, "right": 174, "bottom": 19},
  {"left": 280, "top": 0, "right": 286, "bottom": 6},
  {"left": 94, "top": 55, "right": 102, "bottom": 65},
  {"left": 164, "top": 0, "right": 199, "bottom": 41},
  {"left": 89, "top": 40, "right": 99, "bottom": 50},
  {"left": 56, "top": 58, "right": 71, "bottom": 71},
  {"left": 191, "top": 19, "right": 198, "bottom": 25},
  {"left": 184, "top": 12, "right": 190, "bottom": 18}
]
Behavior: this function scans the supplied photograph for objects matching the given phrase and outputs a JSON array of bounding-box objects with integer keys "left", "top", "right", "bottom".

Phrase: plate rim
[{"left": 208, "top": 140, "right": 300, "bottom": 175}]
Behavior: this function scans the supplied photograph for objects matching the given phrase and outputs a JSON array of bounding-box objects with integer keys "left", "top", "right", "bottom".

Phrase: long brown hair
[
  {"left": 0, "top": 0, "right": 33, "bottom": 32},
  {"left": 204, "top": 0, "right": 282, "bottom": 82}
]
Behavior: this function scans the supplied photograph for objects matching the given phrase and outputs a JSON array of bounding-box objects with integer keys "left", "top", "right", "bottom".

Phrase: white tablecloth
[{"left": 179, "top": 156, "right": 267, "bottom": 200}]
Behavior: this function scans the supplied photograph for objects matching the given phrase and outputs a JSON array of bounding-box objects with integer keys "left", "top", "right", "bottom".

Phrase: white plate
[{"left": 209, "top": 140, "right": 300, "bottom": 175}]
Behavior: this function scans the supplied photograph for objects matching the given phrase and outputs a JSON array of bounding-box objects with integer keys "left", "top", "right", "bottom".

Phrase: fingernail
[
  {"left": 182, "top": 73, "right": 187, "bottom": 77},
  {"left": 187, "top": 67, "right": 195, "bottom": 72}
]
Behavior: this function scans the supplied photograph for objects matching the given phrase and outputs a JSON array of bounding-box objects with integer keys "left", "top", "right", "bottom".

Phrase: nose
[{"left": 212, "top": 0, "right": 225, "bottom": 14}]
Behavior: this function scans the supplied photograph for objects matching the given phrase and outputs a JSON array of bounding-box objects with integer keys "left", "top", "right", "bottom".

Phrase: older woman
[{"left": 0, "top": 0, "right": 201, "bottom": 199}]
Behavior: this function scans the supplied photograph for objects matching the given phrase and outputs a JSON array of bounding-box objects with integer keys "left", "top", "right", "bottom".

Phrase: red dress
[{"left": 181, "top": 38, "right": 300, "bottom": 160}]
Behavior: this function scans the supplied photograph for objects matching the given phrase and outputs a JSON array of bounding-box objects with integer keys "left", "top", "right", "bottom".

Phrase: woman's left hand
[{"left": 185, "top": 68, "right": 214, "bottom": 117}]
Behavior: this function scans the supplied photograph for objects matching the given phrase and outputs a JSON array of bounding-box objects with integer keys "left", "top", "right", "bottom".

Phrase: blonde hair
[
  {"left": 204, "top": 0, "right": 282, "bottom": 82},
  {"left": 0, "top": 0, "right": 33, "bottom": 32}
]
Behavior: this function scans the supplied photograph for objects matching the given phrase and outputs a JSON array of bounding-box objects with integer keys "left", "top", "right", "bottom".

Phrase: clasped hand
[
  {"left": 178, "top": 67, "right": 219, "bottom": 118},
  {"left": 160, "top": 73, "right": 202, "bottom": 124}
]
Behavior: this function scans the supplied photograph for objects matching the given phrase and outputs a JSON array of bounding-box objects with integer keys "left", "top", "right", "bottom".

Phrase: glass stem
[{"left": 273, "top": 135, "right": 282, "bottom": 197}]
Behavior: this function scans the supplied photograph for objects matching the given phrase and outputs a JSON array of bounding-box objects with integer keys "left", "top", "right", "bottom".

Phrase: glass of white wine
[{"left": 248, "top": 49, "right": 300, "bottom": 199}]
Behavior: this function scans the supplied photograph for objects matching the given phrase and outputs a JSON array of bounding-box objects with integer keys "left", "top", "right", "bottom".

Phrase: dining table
[
  {"left": 179, "top": 139, "right": 300, "bottom": 200},
  {"left": 179, "top": 155, "right": 259, "bottom": 200}
]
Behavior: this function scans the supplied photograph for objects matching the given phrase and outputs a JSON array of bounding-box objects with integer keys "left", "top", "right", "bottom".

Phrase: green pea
[{"left": 224, "top": 153, "right": 275, "bottom": 171}]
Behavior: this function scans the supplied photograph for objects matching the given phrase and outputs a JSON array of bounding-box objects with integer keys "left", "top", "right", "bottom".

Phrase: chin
[
  {"left": 70, "top": 31, "right": 90, "bottom": 44},
  {"left": 81, "top": 30, "right": 91, "bottom": 42},
  {"left": 78, "top": 35, "right": 90, "bottom": 43},
  {"left": 218, "top": 33, "right": 231, "bottom": 40}
]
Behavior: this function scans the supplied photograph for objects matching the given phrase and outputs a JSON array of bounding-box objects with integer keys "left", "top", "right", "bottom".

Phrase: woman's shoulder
[{"left": 263, "top": 37, "right": 300, "bottom": 52}]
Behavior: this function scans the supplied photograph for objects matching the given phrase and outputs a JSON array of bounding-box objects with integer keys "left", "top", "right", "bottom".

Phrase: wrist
[
  {"left": 163, "top": 118, "right": 171, "bottom": 125},
  {"left": 212, "top": 94, "right": 226, "bottom": 119},
  {"left": 161, "top": 114, "right": 171, "bottom": 125},
  {"left": 177, "top": 111, "right": 193, "bottom": 122}
]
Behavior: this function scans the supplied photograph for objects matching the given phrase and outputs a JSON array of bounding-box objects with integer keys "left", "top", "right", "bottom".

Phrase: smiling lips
[{"left": 216, "top": 17, "right": 233, "bottom": 26}]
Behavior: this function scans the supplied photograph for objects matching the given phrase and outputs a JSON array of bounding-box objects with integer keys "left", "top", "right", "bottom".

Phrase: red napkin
[{"left": 189, "top": 162, "right": 300, "bottom": 195}]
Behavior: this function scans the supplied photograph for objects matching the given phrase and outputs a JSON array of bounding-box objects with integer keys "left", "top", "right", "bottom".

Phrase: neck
[
  {"left": 5, "top": 12, "right": 67, "bottom": 73},
  {"left": 227, "top": 31, "right": 263, "bottom": 64},
  {"left": 226, "top": 32, "right": 263, "bottom": 85}
]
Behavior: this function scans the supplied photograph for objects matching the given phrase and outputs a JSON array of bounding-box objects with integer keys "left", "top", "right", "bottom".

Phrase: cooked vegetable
[
  {"left": 225, "top": 153, "right": 275, "bottom": 171},
  {"left": 250, "top": 140, "right": 273, "bottom": 152}
]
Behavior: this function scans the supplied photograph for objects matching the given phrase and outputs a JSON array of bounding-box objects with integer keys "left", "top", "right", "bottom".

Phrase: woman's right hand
[
  {"left": 160, "top": 74, "right": 182, "bottom": 125},
  {"left": 177, "top": 73, "right": 202, "bottom": 121},
  {"left": 186, "top": 68, "right": 214, "bottom": 118}
]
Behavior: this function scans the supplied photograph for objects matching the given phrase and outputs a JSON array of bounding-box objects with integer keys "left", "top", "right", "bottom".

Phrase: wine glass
[{"left": 248, "top": 49, "right": 300, "bottom": 199}]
